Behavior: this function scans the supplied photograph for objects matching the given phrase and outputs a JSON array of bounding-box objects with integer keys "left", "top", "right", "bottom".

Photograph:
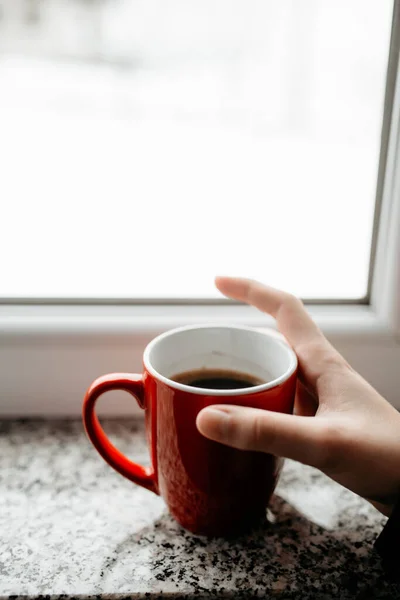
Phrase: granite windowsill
[{"left": 0, "top": 419, "right": 398, "bottom": 599}]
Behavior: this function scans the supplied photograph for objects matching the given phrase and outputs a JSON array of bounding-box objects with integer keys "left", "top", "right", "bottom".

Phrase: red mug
[{"left": 83, "top": 325, "right": 297, "bottom": 537}]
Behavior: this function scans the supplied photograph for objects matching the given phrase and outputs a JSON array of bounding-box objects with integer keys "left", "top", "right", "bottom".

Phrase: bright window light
[{"left": 0, "top": 0, "right": 394, "bottom": 300}]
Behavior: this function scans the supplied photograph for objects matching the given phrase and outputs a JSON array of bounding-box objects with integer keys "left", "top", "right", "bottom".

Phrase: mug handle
[{"left": 82, "top": 373, "right": 157, "bottom": 494}]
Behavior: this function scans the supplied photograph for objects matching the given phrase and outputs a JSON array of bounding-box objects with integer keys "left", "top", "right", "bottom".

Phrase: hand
[{"left": 197, "top": 277, "right": 400, "bottom": 516}]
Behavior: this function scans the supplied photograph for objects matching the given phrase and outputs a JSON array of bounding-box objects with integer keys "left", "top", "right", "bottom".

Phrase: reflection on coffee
[{"left": 171, "top": 368, "right": 264, "bottom": 390}]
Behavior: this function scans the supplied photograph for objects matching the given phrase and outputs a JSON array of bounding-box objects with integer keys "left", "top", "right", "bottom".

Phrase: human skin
[{"left": 197, "top": 277, "right": 400, "bottom": 517}]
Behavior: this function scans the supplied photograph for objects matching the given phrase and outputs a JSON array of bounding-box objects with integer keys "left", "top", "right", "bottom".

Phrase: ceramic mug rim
[{"left": 143, "top": 324, "right": 297, "bottom": 396}]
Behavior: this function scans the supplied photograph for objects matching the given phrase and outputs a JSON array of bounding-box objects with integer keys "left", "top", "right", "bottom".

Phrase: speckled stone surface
[{"left": 0, "top": 419, "right": 399, "bottom": 599}]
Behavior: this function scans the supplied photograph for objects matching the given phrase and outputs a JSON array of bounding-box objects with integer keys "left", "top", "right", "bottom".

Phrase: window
[
  {"left": 0, "top": 0, "right": 399, "bottom": 416},
  {"left": 0, "top": 0, "right": 395, "bottom": 301}
]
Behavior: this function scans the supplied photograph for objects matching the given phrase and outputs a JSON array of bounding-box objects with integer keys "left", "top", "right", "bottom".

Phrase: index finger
[
  {"left": 215, "top": 276, "right": 345, "bottom": 386},
  {"left": 215, "top": 276, "right": 321, "bottom": 347}
]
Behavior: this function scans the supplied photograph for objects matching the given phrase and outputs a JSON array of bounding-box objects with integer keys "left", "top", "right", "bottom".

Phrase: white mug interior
[{"left": 144, "top": 325, "right": 297, "bottom": 396}]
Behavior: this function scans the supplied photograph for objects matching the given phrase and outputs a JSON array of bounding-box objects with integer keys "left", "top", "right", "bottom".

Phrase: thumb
[{"left": 197, "top": 405, "right": 330, "bottom": 470}]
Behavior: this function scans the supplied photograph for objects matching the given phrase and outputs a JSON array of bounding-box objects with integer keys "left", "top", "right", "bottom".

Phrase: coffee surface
[{"left": 171, "top": 368, "right": 264, "bottom": 390}]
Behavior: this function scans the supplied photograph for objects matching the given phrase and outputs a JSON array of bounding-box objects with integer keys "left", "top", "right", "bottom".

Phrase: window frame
[{"left": 0, "top": 2, "right": 399, "bottom": 416}]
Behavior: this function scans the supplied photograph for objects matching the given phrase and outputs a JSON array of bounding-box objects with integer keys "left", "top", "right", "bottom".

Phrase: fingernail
[
  {"left": 204, "top": 406, "right": 231, "bottom": 416},
  {"left": 197, "top": 406, "right": 231, "bottom": 440}
]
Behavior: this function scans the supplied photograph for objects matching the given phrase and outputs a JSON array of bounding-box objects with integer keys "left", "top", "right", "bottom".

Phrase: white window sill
[
  {"left": 0, "top": 303, "right": 395, "bottom": 344},
  {"left": 0, "top": 303, "right": 399, "bottom": 417},
  {"left": 0, "top": 302, "right": 390, "bottom": 337}
]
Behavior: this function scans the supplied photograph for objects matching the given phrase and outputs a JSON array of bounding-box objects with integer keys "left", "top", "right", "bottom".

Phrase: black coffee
[{"left": 171, "top": 368, "right": 264, "bottom": 390}]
